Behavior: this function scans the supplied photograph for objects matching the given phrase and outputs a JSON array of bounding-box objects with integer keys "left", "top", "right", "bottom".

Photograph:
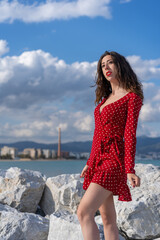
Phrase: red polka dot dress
[{"left": 83, "top": 92, "right": 143, "bottom": 201}]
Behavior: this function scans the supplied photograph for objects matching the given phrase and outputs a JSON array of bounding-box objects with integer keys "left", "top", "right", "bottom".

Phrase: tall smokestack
[{"left": 58, "top": 127, "right": 61, "bottom": 158}]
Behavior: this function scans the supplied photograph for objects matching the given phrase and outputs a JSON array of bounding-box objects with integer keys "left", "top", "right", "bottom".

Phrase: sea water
[{"left": 0, "top": 159, "right": 160, "bottom": 178}]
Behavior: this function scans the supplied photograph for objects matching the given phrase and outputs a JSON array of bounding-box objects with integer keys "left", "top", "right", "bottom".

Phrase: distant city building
[
  {"left": 23, "top": 148, "right": 37, "bottom": 159},
  {"left": 42, "top": 149, "right": 52, "bottom": 159},
  {"left": 80, "top": 152, "right": 90, "bottom": 159},
  {"left": 1, "top": 146, "right": 18, "bottom": 159},
  {"left": 61, "top": 151, "right": 69, "bottom": 159},
  {"left": 51, "top": 150, "right": 57, "bottom": 158},
  {"left": 58, "top": 128, "right": 61, "bottom": 158},
  {"left": 37, "top": 149, "right": 43, "bottom": 158},
  {"left": 69, "top": 152, "right": 79, "bottom": 159}
]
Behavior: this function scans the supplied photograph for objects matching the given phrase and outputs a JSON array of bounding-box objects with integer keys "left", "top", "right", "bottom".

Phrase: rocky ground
[{"left": 0, "top": 163, "right": 160, "bottom": 240}]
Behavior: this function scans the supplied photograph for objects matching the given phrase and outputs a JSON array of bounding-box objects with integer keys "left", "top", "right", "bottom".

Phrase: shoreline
[
  {"left": 0, "top": 158, "right": 159, "bottom": 162},
  {"left": 0, "top": 158, "right": 87, "bottom": 162}
]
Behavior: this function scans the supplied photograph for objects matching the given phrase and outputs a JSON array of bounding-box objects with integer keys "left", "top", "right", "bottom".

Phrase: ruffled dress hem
[{"left": 83, "top": 167, "right": 132, "bottom": 202}]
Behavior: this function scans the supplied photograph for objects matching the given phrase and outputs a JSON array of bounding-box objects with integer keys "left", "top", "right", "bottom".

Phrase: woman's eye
[{"left": 102, "top": 65, "right": 105, "bottom": 68}]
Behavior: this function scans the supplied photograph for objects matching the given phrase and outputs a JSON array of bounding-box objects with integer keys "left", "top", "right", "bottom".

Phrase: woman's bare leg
[
  {"left": 77, "top": 182, "right": 112, "bottom": 240},
  {"left": 99, "top": 194, "right": 119, "bottom": 240}
]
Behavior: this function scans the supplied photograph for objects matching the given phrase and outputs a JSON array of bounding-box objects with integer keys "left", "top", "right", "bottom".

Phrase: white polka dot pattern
[{"left": 83, "top": 92, "right": 142, "bottom": 201}]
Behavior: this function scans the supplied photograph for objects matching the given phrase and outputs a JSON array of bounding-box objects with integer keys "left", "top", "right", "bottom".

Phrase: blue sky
[{"left": 0, "top": 0, "right": 160, "bottom": 143}]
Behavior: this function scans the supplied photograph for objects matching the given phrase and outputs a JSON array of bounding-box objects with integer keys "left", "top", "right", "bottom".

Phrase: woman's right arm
[{"left": 80, "top": 165, "right": 89, "bottom": 178}]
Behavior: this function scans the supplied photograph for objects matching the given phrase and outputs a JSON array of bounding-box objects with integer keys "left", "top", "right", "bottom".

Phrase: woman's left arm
[
  {"left": 127, "top": 173, "right": 141, "bottom": 187},
  {"left": 124, "top": 94, "right": 143, "bottom": 174}
]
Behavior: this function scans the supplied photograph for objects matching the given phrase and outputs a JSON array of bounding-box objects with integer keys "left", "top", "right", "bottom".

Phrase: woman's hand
[
  {"left": 127, "top": 173, "right": 140, "bottom": 188},
  {"left": 80, "top": 165, "right": 89, "bottom": 178}
]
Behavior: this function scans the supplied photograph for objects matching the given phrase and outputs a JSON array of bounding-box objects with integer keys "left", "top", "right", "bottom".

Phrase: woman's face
[{"left": 101, "top": 55, "right": 118, "bottom": 81}]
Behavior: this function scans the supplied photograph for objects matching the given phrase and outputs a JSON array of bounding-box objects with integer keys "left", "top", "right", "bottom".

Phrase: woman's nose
[{"left": 105, "top": 63, "right": 109, "bottom": 70}]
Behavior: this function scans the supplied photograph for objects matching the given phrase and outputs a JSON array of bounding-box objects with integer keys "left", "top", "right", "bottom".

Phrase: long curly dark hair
[{"left": 94, "top": 51, "right": 144, "bottom": 105}]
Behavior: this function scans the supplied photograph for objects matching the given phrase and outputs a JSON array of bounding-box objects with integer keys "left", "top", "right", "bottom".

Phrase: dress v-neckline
[{"left": 99, "top": 92, "right": 131, "bottom": 115}]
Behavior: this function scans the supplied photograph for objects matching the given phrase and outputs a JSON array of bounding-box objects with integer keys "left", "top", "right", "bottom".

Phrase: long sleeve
[
  {"left": 124, "top": 94, "right": 142, "bottom": 174},
  {"left": 86, "top": 133, "right": 95, "bottom": 166},
  {"left": 86, "top": 157, "right": 90, "bottom": 166},
  {"left": 86, "top": 127, "right": 97, "bottom": 166}
]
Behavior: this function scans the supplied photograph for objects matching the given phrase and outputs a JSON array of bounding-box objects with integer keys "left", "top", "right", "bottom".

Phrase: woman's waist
[{"left": 94, "top": 128, "right": 124, "bottom": 139}]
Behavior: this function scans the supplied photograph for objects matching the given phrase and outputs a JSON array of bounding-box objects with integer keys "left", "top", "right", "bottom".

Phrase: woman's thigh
[
  {"left": 77, "top": 182, "right": 112, "bottom": 217},
  {"left": 99, "top": 194, "right": 117, "bottom": 224}
]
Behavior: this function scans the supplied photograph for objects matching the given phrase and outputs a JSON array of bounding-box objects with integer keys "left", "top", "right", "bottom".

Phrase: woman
[{"left": 77, "top": 51, "right": 144, "bottom": 240}]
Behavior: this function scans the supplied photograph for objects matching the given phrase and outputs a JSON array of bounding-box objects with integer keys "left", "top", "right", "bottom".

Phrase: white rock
[
  {"left": 40, "top": 173, "right": 85, "bottom": 215},
  {"left": 0, "top": 167, "right": 46, "bottom": 213},
  {"left": 48, "top": 211, "right": 105, "bottom": 240},
  {"left": 114, "top": 163, "right": 160, "bottom": 240},
  {"left": 47, "top": 211, "right": 83, "bottom": 240},
  {"left": 95, "top": 216, "right": 125, "bottom": 240},
  {"left": 0, "top": 203, "right": 49, "bottom": 240}
]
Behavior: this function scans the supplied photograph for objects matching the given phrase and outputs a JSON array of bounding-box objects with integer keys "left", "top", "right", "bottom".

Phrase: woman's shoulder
[
  {"left": 128, "top": 91, "right": 142, "bottom": 101},
  {"left": 127, "top": 92, "right": 143, "bottom": 107}
]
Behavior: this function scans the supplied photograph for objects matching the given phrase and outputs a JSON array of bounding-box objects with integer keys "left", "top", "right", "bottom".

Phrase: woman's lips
[{"left": 106, "top": 71, "right": 112, "bottom": 76}]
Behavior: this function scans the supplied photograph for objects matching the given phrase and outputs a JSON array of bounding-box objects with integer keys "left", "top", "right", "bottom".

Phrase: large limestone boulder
[
  {"left": 95, "top": 216, "right": 126, "bottom": 240},
  {"left": 0, "top": 167, "right": 46, "bottom": 213},
  {"left": 114, "top": 163, "right": 160, "bottom": 240},
  {"left": 0, "top": 203, "right": 49, "bottom": 240},
  {"left": 40, "top": 173, "right": 85, "bottom": 215},
  {"left": 47, "top": 211, "right": 83, "bottom": 240},
  {"left": 47, "top": 211, "right": 125, "bottom": 240}
]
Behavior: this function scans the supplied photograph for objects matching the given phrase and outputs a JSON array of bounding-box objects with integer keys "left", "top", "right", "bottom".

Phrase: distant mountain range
[
  {"left": 0, "top": 140, "right": 92, "bottom": 153},
  {"left": 0, "top": 135, "right": 160, "bottom": 153}
]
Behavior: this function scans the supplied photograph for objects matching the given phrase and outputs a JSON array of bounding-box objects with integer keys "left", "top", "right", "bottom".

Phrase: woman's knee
[
  {"left": 77, "top": 205, "right": 85, "bottom": 222},
  {"left": 99, "top": 194, "right": 117, "bottom": 227},
  {"left": 100, "top": 209, "right": 117, "bottom": 227},
  {"left": 100, "top": 212, "right": 112, "bottom": 226},
  {"left": 77, "top": 204, "right": 94, "bottom": 223}
]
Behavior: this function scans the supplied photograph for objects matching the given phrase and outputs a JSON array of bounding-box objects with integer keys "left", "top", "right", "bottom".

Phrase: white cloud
[
  {"left": 142, "top": 82, "right": 155, "bottom": 89},
  {"left": 0, "top": 42, "right": 160, "bottom": 142},
  {"left": 140, "top": 122, "right": 160, "bottom": 138},
  {"left": 152, "top": 89, "right": 160, "bottom": 101},
  {"left": 0, "top": 48, "right": 97, "bottom": 110},
  {"left": 140, "top": 103, "right": 160, "bottom": 122},
  {"left": 1, "top": 47, "right": 160, "bottom": 111},
  {"left": 137, "top": 82, "right": 160, "bottom": 124},
  {"left": 127, "top": 55, "right": 160, "bottom": 81},
  {"left": 0, "top": 107, "right": 94, "bottom": 143},
  {"left": 0, "top": 0, "right": 111, "bottom": 23},
  {"left": 0, "top": 40, "right": 9, "bottom": 56},
  {"left": 140, "top": 82, "right": 157, "bottom": 103},
  {"left": 13, "top": 129, "right": 33, "bottom": 137},
  {"left": 74, "top": 113, "right": 92, "bottom": 131},
  {"left": 56, "top": 123, "right": 68, "bottom": 132}
]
